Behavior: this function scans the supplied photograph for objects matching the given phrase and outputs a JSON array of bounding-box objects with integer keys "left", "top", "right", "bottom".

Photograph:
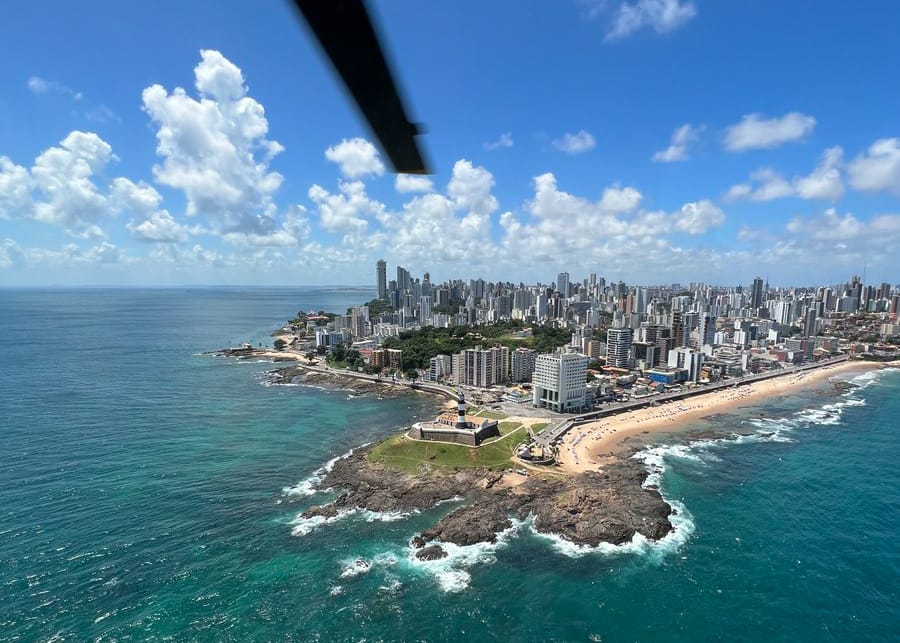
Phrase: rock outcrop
[{"left": 296, "top": 447, "right": 674, "bottom": 550}]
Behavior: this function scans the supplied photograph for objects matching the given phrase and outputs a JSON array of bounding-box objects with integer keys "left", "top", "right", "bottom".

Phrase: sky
[{"left": 1, "top": 0, "right": 899, "bottom": 288}]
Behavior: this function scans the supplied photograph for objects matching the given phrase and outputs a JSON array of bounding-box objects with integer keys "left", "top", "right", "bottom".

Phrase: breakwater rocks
[
  {"left": 301, "top": 449, "right": 673, "bottom": 550},
  {"left": 269, "top": 365, "right": 413, "bottom": 397}
]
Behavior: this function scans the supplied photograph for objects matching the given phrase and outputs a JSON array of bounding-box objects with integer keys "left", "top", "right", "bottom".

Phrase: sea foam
[
  {"left": 289, "top": 508, "right": 359, "bottom": 536},
  {"left": 282, "top": 446, "right": 364, "bottom": 498},
  {"left": 404, "top": 519, "right": 525, "bottom": 593}
]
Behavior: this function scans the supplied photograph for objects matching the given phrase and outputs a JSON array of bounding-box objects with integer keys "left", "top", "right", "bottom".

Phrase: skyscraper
[
  {"left": 556, "top": 272, "right": 570, "bottom": 298},
  {"left": 396, "top": 266, "right": 410, "bottom": 292},
  {"left": 376, "top": 259, "right": 387, "bottom": 301},
  {"left": 606, "top": 327, "right": 634, "bottom": 369},
  {"left": 750, "top": 277, "right": 764, "bottom": 310}
]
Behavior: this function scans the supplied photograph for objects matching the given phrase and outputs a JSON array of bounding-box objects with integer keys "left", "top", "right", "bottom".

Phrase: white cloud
[
  {"left": 723, "top": 112, "right": 816, "bottom": 152},
  {"left": 652, "top": 123, "right": 702, "bottom": 162},
  {"left": 605, "top": 0, "right": 697, "bottom": 41},
  {"left": 325, "top": 137, "right": 385, "bottom": 178},
  {"left": 673, "top": 200, "right": 725, "bottom": 234},
  {"left": 447, "top": 160, "right": 499, "bottom": 216},
  {"left": 309, "top": 180, "right": 385, "bottom": 237},
  {"left": 725, "top": 147, "right": 844, "bottom": 202},
  {"left": 395, "top": 173, "right": 433, "bottom": 193},
  {"left": 27, "top": 76, "right": 82, "bottom": 100},
  {"left": 552, "top": 130, "right": 596, "bottom": 154},
  {"left": 794, "top": 146, "right": 844, "bottom": 200},
  {"left": 484, "top": 132, "right": 514, "bottom": 150},
  {"left": 30, "top": 131, "right": 116, "bottom": 235},
  {"left": 141, "top": 49, "right": 284, "bottom": 235},
  {"left": 0, "top": 157, "right": 32, "bottom": 219},
  {"left": 111, "top": 177, "right": 191, "bottom": 243},
  {"left": 847, "top": 137, "right": 900, "bottom": 196},
  {"left": 599, "top": 185, "right": 643, "bottom": 213}
]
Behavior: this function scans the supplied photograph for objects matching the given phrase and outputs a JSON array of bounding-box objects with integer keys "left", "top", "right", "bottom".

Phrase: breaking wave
[
  {"left": 282, "top": 445, "right": 368, "bottom": 498},
  {"left": 404, "top": 520, "right": 525, "bottom": 593}
]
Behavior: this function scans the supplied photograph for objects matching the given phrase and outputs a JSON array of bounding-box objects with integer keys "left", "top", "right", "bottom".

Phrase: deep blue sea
[{"left": 1, "top": 288, "right": 898, "bottom": 642}]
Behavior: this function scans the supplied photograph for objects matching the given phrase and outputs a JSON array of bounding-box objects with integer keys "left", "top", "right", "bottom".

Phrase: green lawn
[
  {"left": 531, "top": 422, "right": 549, "bottom": 433},
  {"left": 367, "top": 423, "right": 529, "bottom": 474},
  {"left": 472, "top": 408, "right": 507, "bottom": 420}
]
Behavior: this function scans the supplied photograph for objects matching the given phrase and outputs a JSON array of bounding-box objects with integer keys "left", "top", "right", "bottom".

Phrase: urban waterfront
[{"left": 1, "top": 287, "right": 897, "bottom": 641}]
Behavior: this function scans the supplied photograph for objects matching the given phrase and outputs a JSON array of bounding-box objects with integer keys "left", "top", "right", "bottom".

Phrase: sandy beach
[{"left": 556, "top": 360, "right": 887, "bottom": 474}]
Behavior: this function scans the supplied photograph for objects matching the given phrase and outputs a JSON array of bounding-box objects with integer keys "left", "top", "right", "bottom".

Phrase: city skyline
[{"left": 2, "top": 1, "right": 900, "bottom": 286}]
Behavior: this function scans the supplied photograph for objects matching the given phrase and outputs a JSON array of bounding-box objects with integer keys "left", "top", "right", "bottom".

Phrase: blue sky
[{"left": 1, "top": 0, "right": 899, "bottom": 287}]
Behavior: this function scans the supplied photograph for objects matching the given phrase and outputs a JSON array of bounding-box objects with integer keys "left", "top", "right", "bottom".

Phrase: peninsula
[{"left": 219, "top": 266, "right": 899, "bottom": 551}]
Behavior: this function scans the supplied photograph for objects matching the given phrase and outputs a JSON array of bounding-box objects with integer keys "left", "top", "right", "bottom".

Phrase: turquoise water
[{"left": 1, "top": 288, "right": 898, "bottom": 641}]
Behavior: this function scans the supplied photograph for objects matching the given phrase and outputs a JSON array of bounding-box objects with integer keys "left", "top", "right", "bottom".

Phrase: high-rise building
[
  {"left": 671, "top": 311, "right": 685, "bottom": 348},
  {"left": 668, "top": 347, "right": 705, "bottom": 383},
  {"left": 606, "top": 327, "right": 634, "bottom": 369},
  {"left": 556, "top": 272, "right": 570, "bottom": 298},
  {"left": 458, "top": 346, "right": 509, "bottom": 388},
  {"left": 532, "top": 352, "right": 589, "bottom": 412},
  {"left": 396, "top": 266, "right": 410, "bottom": 292},
  {"left": 376, "top": 259, "right": 387, "bottom": 301},
  {"left": 428, "top": 354, "right": 452, "bottom": 381},
  {"left": 750, "top": 277, "right": 764, "bottom": 310},
  {"left": 419, "top": 295, "right": 433, "bottom": 323},
  {"left": 511, "top": 347, "right": 538, "bottom": 382}
]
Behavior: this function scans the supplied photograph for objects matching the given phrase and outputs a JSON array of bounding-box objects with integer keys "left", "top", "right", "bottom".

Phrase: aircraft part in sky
[{"left": 292, "top": 0, "right": 431, "bottom": 175}]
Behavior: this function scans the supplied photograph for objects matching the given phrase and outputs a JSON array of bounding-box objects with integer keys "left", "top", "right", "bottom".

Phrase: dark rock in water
[
  {"left": 300, "top": 446, "right": 675, "bottom": 550},
  {"left": 421, "top": 502, "right": 512, "bottom": 546},
  {"left": 415, "top": 545, "right": 448, "bottom": 561},
  {"left": 268, "top": 365, "right": 415, "bottom": 398}
]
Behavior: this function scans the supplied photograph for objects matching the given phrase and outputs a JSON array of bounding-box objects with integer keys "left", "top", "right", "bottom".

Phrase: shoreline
[{"left": 556, "top": 360, "right": 895, "bottom": 474}]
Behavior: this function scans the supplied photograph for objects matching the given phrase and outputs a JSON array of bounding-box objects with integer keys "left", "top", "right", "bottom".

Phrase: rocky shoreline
[
  {"left": 268, "top": 365, "right": 417, "bottom": 398},
  {"left": 300, "top": 447, "right": 674, "bottom": 558}
]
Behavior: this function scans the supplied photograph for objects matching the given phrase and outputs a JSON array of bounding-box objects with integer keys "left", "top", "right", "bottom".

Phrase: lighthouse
[{"left": 455, "top": 390, "right": 468, "bottom": 429}]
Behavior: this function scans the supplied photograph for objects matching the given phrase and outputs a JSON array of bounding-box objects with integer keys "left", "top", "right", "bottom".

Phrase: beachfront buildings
[
  {"left": 606, "top": 327, "right": 634, "bottom": 369},
  {"left": 532, "top": 351, "right": 590, "bottom": 412}
]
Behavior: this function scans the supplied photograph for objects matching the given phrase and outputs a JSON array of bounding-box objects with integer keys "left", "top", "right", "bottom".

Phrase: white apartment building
[
  {"left": 532, "top": 352, "right": 589, "bottom": 412},
  {"left": 606, "top": 327, "right": 633, "bottom": 369}
]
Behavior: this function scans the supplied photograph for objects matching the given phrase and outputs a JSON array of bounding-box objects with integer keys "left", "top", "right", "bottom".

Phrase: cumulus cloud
[
  {"left": 309, "top": 180, "right": 386, "bottom": 238},
  {"left": 484, "top": 132, "right": 514, "bottom": 150},
  {"left": 111, "top": 178, "right": 189, "bottom": 243},
  {"left": 0, "top": 157, "right": 32, "bottom": 219},
  {"left": 141, "top": 49, "right": 284, "bottom": 235},
  {"left": 29, "top": 131, "right": 116, "bottom": 236},
  {"left": 395, "top": 173, "right": 433, "bottom": 193},
  {"left": 652, "top": 124, "right": 702, "bottom": 162},
  {"left": 552, "top": 130, "right": 596, "bottom": 154},
  {"left": 723, "top": 112, "right": 816, "bottom": 152},
  {"left": 725, "top": 147, "right": 844, "bottom": 202},
  {"left": 605, "top": 0, "right": 697, "bottom": 41},
  {"left": 447, "top": 160, "right": 499, "bottom": 215},
  {"left": 378, "top": 160, "right": 501, "bottom": 267},
  {"left": 599, "top": 185, "right": 643, "bottom": 213},
  {"left": 673, "top": 200, "right": 725, "bottom": 234},
  {"left": 325, "top": 137, "right": 385, "bottom": 178},
  {"left": 847, "top": 137, "right": 900, "bottom": 196}
]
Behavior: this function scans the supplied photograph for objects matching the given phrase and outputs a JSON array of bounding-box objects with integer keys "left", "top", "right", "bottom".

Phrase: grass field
[
  {"left": 367, "top": 422, "right": 529, "bottom": 474},
  {"left": 470, "top": 408, "right": 507, "bottom": 420}
]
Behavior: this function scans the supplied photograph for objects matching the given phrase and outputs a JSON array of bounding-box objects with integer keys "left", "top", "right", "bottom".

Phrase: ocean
[{"left": 1, "top": 288, "right": 897, "bottom": 642}]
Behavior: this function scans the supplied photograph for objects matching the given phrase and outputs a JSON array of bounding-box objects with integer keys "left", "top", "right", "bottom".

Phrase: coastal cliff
[{"left": 301, "top": 448, "right": 674, "bottom": 552}]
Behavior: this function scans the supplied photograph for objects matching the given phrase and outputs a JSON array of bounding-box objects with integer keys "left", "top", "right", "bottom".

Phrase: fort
[{"left": 407, "top": 392, "right": 500, "bottom": 446}]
